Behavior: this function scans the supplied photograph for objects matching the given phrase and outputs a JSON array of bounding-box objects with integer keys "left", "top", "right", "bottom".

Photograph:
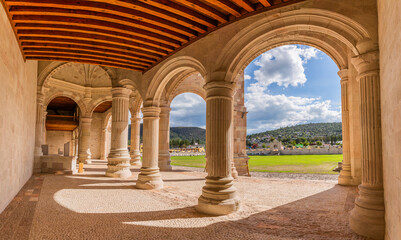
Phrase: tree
[
  {"left": 190, "top": 138, "right": 195, "bottom": 145},
  {"left": 269, "top": 137, "right": 275, "bottom": 142},
  {"left": 262, "top": 143, "right": 266, "bottom": 148},
  {"left": 316, "top": 141, "right": 323, "bottom": 146}
]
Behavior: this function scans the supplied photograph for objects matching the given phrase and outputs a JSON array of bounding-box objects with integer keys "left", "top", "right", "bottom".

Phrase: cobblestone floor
[{"left": 0, "top": 161, "right": 369, "bottom": 240}]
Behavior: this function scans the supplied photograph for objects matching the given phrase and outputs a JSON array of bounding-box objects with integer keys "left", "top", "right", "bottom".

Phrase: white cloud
[
  {"left": 245, "top": 45, "right": 340, "bottom": 134},
  {"left": 253, "top": 45, "right": 318, "bottom": 88},
  {"left": 170, "top": 93, "right": 206, "bottom": 128},
  {"left": 244, "top": 74, "right": 251, "bottom": 80}
]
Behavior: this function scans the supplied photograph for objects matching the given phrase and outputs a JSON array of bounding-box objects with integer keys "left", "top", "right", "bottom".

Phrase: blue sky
[{"left": 170, "top": 45, "right": 341, "bottom": 134}]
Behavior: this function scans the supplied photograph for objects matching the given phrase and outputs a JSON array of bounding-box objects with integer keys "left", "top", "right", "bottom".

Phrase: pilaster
[
  {"left": 33, "top": 91, "right": 45, "bottom": 173},
  {"left": 136, "top": 106, "right": 163, "bottom": 189},
  {"left": 196, "top": 81, "right": 239, "bottom": 215},
  {"left": 349, "top": 51, "right": 384, "bottom": 240}
]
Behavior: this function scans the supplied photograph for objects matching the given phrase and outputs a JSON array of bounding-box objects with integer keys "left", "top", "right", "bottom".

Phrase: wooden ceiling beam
[
  {"left": 171, "top": 0, "right": 228, "bottom": 23},
  {"left": 9, "top": 6, "right": 195, "bottom": 40},
  {"left": 23, "top": 48, "right": 152, "bottom": 67},
  {"left": 231, "top": 0, "right": 255, "bottom": 12},
  {"left": 19, "top": 36, "right": 163, "bottom": 60},
  {"left": 13, "top": 16, "right": 182, "bottom": 48},
  {"left": 26, "top": 55, "right": 146, "bottom": 71},
  {"left": 137, "top": 0, "right": 217, "bottom": 28},
  {"left": 17, "top": 29, "right": 168, "bottom": 55},
  {"left": 21, "top": 42, "right": 156, "bottom": 63},
  {"left": 6, "top": 0, "right": 207, "bottom": 34},
  {"left": 15, "top": 23, "right": 175, "bottom": 52},
  {"left": 257, "top": 0, "right": 272, "bottom": 7},
  {"left": 202, "top": 0, "right": 242, "bottom": 17}
]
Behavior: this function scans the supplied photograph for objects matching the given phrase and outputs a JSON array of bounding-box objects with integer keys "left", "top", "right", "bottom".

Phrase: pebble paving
[{"left": 0, "top": 161, "right": 370, "bottom": 240}]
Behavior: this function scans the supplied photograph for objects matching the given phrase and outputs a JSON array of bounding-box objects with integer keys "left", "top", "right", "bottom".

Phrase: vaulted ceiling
[{"left": 1, "top": 0, "right": 302, "bottom": 72}]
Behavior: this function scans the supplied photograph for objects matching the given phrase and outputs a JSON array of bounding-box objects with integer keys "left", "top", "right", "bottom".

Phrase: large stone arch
[
  {"left": 44, "top": 91, "right": 88, "bottom": 117},
  {"left": 216, "top": 8, "right": 374, "bottom": 82},
  {"left": 88, "top": 97, "right": 113, "bottom": 118},
  {"left": 165, "top": 71, "right": 206, "bottom": 106},
  {"left": 145, "top": 56, "right": 207, "bottom": 107}
]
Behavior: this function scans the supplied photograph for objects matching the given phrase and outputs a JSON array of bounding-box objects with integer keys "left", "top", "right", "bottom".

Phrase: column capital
[
  {"left": 337, "top": 68, "right": 349, "bottom": 80},
  {"left": 111, "top": 87, "right": 132, "bottom": 98},
  {"left": 130, "top": 116, "right": 141, "bottom": 122},
  {"left": 159, "top": 106, "right": 171, "bottom": 114},
  {"left": 351, "top": 51, "right": 379, "bottom": 76},
  {"left": 80, "top": 117, "right": 92, "bottom": 124},
  {"left": 204, "top": 81, "right": 236, "bottom": 100},
  {"left": 142, "top": 106, "right": 160, "bottom": 118}
]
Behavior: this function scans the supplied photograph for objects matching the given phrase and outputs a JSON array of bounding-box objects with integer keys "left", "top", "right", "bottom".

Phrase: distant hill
[
  {"left": 128, "top": 124, "right": 205, "bottom": 142},
  {"left": 247, "top": 122, "right": 342, "bottom": 141}
]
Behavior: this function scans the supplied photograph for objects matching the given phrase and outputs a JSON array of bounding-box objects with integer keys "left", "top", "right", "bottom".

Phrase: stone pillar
[
  {"left": 130, "top": 113, "right": 142, "bottom": 166},
  {"left": 196, "top": 81, "right": 239, "bottom": 215},
  {"left": 71, "top": 131, "right": 76, "bottom": 157},
  {"left": 233, "top": 72, "right": 250, "bottom": 176},
  {"left": 74, "top": 130, "right": 79, "bottom": 157},
  {"left": 100, "top": 127, "right": 107, "bottom": 160},
  {"left": 33, "top": 92, "right": 45, "bottom": 173},
  {"left": 78, "top": 117, "right": 92, "bottom": 166},
  {"left": 349, "top": 52, "right": 384, "bottom": 240},
  {"left": 338, "top": 69, "right": 354, "bottom": 185},
  {"left": 106, "top": 87, "right": 132, "bottom": 178},
  {"left": 158, "top": 106, "right": 172, "bottom": 171},
  {"left": 136, "top": 106, "right": 163, "bottom": 190}
]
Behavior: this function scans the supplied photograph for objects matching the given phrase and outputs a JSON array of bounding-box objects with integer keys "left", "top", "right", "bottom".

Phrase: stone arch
[
  {"left": 165, "top": 72, "right": 206, "bottom": 105},
  {"left": 216, "top": 8, "right": 374, "bottom": 82},
  {"left": 102, "top": 108, "right": 112, "bottom": 129},
  {"left": 130, "top": 95, "right": 143, "bottom": 116},
  {"left": 88, "top": 97, "right": 113, "bottom": 118},
  {"left": 145, "top": 56, "right": 207, "bottom": 107},
  {"left": 44, "top": 91, "right": 88, "bottom": 117}
]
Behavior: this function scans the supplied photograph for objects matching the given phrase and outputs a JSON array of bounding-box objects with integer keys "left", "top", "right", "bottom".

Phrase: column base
[
  {"left": 130, "top": 156, "right": 141, "bottom": 167},
  {"left": 106, "top": 151, "right": 132, "bottom": 178},
  {"left": 350, "top": 185, "right": 385, "bottom": 240},
  {"left": 338, "top": 163, "right": 358, "bottom": 185},
  {"left": 136, "top": 168, "right": 163, "bottom": 190},
  {"left": 234, "top": 156, "right": 250, "bottom": 176},
  {"left": 158, "top": 153, "right": 172, "bottom": 171},
  {"left": 85, "top": 159, "right": 92, "bottom": 164},
  {"left": 196, "top": 177, "right": 240, "bottom": 215}
]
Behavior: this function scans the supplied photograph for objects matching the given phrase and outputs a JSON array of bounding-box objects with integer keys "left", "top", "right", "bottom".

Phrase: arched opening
[
  {"left": 168, "top": 92, "right": 206, "bottom": 169},
  {"left": 242, "top": 44, "right": 343, "bottom": 175},
  {"left": 90, "top": 101, "right": 112, "bottom": 160},
  {"left": 45, "top": 96, "right": 80, "bottom": 156}
]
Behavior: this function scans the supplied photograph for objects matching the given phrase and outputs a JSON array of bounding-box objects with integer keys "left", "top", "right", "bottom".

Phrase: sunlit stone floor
[{"left": 0, "top": 160, "right": 369, "bottom": 240}]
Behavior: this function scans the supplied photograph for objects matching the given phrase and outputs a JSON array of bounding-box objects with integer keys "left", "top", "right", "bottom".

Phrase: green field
[{"left": 171, "top": 154, "right": 342, "bottom": 174}]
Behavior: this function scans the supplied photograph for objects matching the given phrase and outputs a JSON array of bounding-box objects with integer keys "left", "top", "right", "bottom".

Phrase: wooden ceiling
[
  {"left": 1, "top": 0, "right": 302, "bottom": 72},
  {"left": 47, "top": 96, "right": 77, "bottom": 111}
]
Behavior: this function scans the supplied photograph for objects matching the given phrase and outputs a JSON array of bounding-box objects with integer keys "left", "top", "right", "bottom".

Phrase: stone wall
[
  {"left": 46, "top": 131, "right": 72, "bottom": 155},
  {"left": 378, "top": 1, "right": 401, "bottom": 239},
  {"left": 0, "top": 6, "right": 38, "bottom": 213}
]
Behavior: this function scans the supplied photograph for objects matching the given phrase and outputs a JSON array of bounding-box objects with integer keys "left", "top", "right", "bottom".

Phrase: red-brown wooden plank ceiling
[{"left": 1, "top": 0, "right": 303, "bottom": 72}]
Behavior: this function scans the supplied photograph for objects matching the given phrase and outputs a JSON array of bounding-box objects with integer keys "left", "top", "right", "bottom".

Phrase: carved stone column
[
  {"left": 158, "top": 106, "right": 172, "bottom": 171},
  {"left": 338, "top": 69, "right": 354, "bottom": 185},
  {"left": 349, "top": 52, "right": 384, "bottom": 240},
  {"left": 130, "top": 114, "right": 142, "bottom": 166},
  {"left": 71, "top": 131, "right": 76, "bottom": 157},
  {"left": 100, "top": 127, "right": 107, "bottom": 160},
  {"left": 136, "top": 106, "right": 163, "bottom": 190},
  {"left": 196, "top": 81, "right": 239, "bottom": 215},
  {"left": 78, "top": 117, "right": 92, "bottom": 170},
  {"left": 106, "top": 87, "right": 132, "bottom": 178},
  {"left": 33, "top": 92, "right": 45, "bottom": 173},
  {"left": 74, "top": 130, "right": 79, "bottom": 157}
]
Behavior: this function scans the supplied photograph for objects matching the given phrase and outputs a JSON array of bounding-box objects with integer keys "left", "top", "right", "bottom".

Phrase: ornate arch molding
[
  {"left": 145, "top": 56, "right": 207, "bottom": 107},
  {"left": 165, "top": 72, "right": 206, "bottom": 105},
  {"left": 38, "top": 62, "right": 114, "bottom": 92},
  {"left": 216, "top": 8, "right": 373, "bottom": 82},
  {"left": 129, "top": 94, "right": 143, "bottom": 116},
  {"left": 44, "top": 91, "right": 88, "bottom": 117},
  {"left": 102, "top": 108, "right": 112, "bottom": 129}
]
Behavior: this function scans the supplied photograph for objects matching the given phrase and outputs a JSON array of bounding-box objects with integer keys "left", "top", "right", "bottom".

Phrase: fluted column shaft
[
  {"left": 158, "top": 107, "right": 172, "bottom": 171},
  {"left": 106, "top": 87, "right": 132, "bottom": 178},
  {"left": 78, "top": 117, "right": 92, "bottom": 164},
  {"left": 196, "top": 81, "right": 239, "bottom": 215},
  {"left": 349, "top": 52, "right": 384, "bottom": 240},
  {"left": 338, "top": 69, "right": 353, "bottom": 185},
  {"left": 130, "top": 114, "right": 142, "bottom": 166},
  {"left": 136, "top": 106, "right": 163, "bottom": 189},
  {"left": 33, "top": 92, "right": 45, "bottom": 173}
]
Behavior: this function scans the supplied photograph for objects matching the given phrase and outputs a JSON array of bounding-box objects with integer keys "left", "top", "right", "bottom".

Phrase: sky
[{"left": 169, "top": 45, "right": 341, "bottom": 134}]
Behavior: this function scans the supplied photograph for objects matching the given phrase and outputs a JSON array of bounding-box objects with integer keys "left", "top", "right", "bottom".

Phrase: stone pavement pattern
[{"left": 0, "top": 162, "right": 370, "bottom": 240}]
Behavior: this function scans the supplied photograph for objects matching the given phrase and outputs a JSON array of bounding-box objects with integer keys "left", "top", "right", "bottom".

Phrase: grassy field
[{"left": 170, "top": 154, "right": 342, "bottom": 174}]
